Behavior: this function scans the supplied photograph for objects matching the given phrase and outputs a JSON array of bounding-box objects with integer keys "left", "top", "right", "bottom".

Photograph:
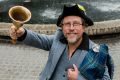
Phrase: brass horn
[{"left": 9, "top": 6, "right": 31, "bottom": 43}]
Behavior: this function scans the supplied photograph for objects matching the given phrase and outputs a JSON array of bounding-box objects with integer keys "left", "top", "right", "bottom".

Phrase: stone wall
[{"left": 0, "top": 19, "right": 120, "bottom": 37}]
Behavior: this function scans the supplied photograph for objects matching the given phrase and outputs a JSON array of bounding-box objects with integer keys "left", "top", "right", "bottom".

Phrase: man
[{"left": 9, "top": 4, "right": 114, "bottom": 80}]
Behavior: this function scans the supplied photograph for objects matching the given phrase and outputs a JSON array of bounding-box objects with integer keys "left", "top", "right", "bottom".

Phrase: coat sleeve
[{"left": 22, "top": 29, "right": 54, "bottom": 51}]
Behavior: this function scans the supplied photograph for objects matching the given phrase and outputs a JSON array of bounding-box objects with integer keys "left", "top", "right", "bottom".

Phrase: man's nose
[{"left": 69, "top": 24, "right": 74, "bottom": 30}]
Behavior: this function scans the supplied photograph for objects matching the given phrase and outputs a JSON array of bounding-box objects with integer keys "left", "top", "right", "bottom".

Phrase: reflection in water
[
  {"left": 90, "top": 1, "right": 120, "bottom": 12},
  {"left": 41, "top": 8, "right": 60, "bottom": 19},
  {"left": 0, "top": 0, "right": 120, "bottom": 23}
]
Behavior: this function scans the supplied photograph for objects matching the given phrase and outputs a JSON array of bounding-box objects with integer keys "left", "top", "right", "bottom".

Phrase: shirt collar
[{"left": 60, "top": 32, "right": 89, "bottom": 51}]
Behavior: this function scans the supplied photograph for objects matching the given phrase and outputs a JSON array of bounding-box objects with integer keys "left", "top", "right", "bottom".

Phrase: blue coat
[{"left": 22, "top": 29, "right": 114, "bottom": 80}]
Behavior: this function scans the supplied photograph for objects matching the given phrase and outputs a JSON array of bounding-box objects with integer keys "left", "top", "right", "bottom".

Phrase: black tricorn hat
[{"left": 57, "top": 4, "right": 94, "bottom": 27}]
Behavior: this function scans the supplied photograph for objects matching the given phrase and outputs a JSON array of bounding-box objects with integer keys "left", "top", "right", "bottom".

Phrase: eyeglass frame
[
  {"left": 59, "top": 17, "right": 88, "bottom": 28},
  {"left": 61, "top": 21, "right": 83, "bottom": 29}
]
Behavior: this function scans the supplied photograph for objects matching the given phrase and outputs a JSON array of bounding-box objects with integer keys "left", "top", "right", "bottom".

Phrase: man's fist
[
  {"left": 67, "top": 64, "right": 79, "bottom": 80},
  {"left": 9, "top": 25, "right": 25, "bottom": 39}
]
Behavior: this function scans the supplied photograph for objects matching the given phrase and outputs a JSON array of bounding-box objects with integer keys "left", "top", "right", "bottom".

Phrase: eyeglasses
[{"left": 61, "top": 22, "right": 83, "bottom": 29}]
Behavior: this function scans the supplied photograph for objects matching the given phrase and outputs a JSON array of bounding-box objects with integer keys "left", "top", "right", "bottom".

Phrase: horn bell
[{"left": 9, "top": 6, "right": 31, "bottom": 28}]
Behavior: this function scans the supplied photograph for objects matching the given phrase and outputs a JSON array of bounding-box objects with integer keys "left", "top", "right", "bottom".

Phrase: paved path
[
  {"left": 0, "top": 35, "right": 120, "bottom": 80},
  {"left": 0, "top": 43, "right": 48, "bottom": 80}
]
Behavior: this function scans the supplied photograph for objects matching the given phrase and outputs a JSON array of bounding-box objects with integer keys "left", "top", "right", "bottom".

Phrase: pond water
[{"left": 0, "top": 0, "right": 120, "bottom": 24}]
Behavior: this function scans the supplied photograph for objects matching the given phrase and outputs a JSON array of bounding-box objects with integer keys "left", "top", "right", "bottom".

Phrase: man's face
[{"left": 62, "top": 16, "right": 85, "bottom": 44}]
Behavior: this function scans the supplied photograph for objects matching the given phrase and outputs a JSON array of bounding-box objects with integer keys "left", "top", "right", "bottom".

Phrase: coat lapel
[
  {"left": 51, "top": 42, "right": 66, "bottom": 69},
  {"left": 48, "top": 29, "right": 67, "bottom": 77}
]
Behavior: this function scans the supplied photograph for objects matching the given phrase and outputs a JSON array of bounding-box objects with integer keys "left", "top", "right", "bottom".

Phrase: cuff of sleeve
[{"left": 17, "top": 29, "right": 27, "bottom": 41}]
